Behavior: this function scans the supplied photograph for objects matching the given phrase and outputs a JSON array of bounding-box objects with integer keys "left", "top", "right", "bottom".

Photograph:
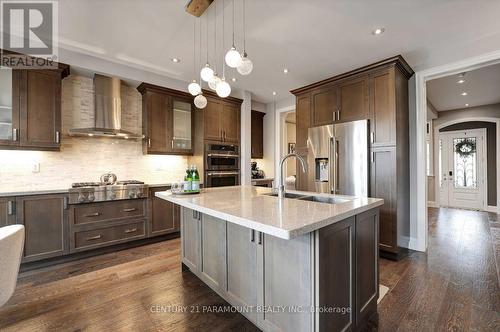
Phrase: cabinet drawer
[
  {"left": 72, "top": 199, "right": 146, "bottom": 225},
  {"left": 73, "top": 220, "right": 145, "bottom": 250}
]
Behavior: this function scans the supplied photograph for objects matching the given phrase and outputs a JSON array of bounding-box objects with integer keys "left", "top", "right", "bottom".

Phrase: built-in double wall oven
[{"left": 205, "top": 143, "right": 240, "bottom": 187}]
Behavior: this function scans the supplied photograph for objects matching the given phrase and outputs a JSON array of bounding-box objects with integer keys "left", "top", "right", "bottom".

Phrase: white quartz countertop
[{"left": 156, "top": 185, "right": 383, "bottom": 239}]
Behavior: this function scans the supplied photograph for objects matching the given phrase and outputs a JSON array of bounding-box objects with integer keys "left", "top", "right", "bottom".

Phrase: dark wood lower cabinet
[
  {"left": 15, "top": 194, "right": 68, "bottom": 263},
  {"left": 0, "top": 197, "right": 16, "bottom": 227},
  {"left": 318, "top": 216, "right": 355, "bottom": 331},
  {"left": 370, "top": 146, "right": 398, "bottom": 253},
  {"left": 148, "top": 186, "right": 180, "bottom": 236},
  {"left": 9, "top": 188, "right": 180, "bottom": 264},
  {"left": 355, "top": 209, "right": 379, "bottom": 325}
]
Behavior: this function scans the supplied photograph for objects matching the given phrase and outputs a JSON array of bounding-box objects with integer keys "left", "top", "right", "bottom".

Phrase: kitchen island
[{"left": 156, "top": 186, "right": 383, "bottom": 332}]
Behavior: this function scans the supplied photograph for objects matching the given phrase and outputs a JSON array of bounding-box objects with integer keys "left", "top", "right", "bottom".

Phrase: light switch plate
[{"left": 32, "top": 163, "right": 40, "bottom": 173}]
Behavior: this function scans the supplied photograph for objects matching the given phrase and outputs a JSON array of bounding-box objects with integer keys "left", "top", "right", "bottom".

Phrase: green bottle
[
  {"left": 184, "top": 166, "right": 193, "bottom": 192},
  {"left": 192, "top": 165, "right": 200, "bottom": 191}
]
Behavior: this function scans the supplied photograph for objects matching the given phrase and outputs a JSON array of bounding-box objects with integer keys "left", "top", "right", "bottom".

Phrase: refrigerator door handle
[
  {"left": 335, "top": 139, "right": 340, "bottom": 194},
  {"left": 330, "top": 137, "right": 336, "bottom": 194}
]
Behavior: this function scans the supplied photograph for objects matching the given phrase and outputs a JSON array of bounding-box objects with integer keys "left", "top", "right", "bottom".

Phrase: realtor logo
[{"left": 1, "top": 0, "right": 58, "bottom": 68}]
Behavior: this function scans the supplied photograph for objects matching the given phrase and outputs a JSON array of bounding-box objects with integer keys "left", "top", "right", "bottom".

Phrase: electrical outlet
[{"left": 32, "top": 163, "right": 40, "bottom": 173}]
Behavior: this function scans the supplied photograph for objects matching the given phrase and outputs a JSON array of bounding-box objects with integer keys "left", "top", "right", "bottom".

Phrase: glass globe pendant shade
[
  {"left": 208, "top": 74, "right": 221, "bottom": 90},
  {"left": 225, "top": 46, "right": 242, "bottom": 68},
  {"left": 216, "top": 79, "right": 231, "bottom": 98},
  {"left": 237, "top": 53, "right": 253, "bottom": 75},
  {"left": 194, "top": 94, "right": 207, "bottom": 109},
  {"left": 200, "top": 63, "right": 214, "bottom": 82},
  {"left": 188, "top": 80, "right": 201, "bottom": 96}
]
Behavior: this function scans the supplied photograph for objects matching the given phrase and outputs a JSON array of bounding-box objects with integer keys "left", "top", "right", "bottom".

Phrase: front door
[{"left": 438, "top": 129, "right": 486, "bottom": 210}]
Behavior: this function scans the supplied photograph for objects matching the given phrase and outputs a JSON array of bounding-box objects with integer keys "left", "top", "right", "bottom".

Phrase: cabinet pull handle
[
  {"left": 370, "top": 132, "right": 375, "bottom": 144},
  {"left": 371, "top": 151, "right": 375, "bottom": 164},
  {"left": 7, "top": 201, "right": 14, "bottom": 215},
  {"left": 123, "top": 208, "right": 137, "bottom": 212},
  {"left": 250, "top": 229, "right": 255, "bottom": 242},
  {"left": 337, "top": 110, "right": 340, "bottom": 121},
  {"left": 257, "top": 231, "right": 263, "bottom": 245},
  {"left": 220, "top": 130, "right": 223, "bottom": 141},
  {"left": 86, "top": 235, "right": 102, "bottom": 241},
  {"left": 224, "top": 131, "right": 227, "bottom": 141},
  {"left": 171, "top": 140, "right": 174, "bottom": 149},
  {"left": 55, "top": 131, "right": 61, "bottom": 143},
  {"left": 124, "top": 228, "right": 138, "bottom": 233},
  {"left": 12, "top": 128, "right": 18, "bottom": 141},
  {"left": 63, "top": 197, "right": 68, "bottom": 210},
  {"left": 147, "top": 138, "right": 151, "bottom": 148},
  {"left": 85, "top": 212, "right": 100, "bottom": 217}
]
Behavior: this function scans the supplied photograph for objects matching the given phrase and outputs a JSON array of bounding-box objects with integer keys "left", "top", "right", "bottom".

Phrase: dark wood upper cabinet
[
  {"left": 338, "top": 75, "right": 369, "bottom": 123},
  {"left": 369, "top": 69, "right": 396, "bottom": 146},
  {"left": 251, "top": 110, "right": 265, "bottom": 159},
  {"left": 19, "top": 70, "right": 62, "bottom": 149},
  {"left": 148, "top": 186, "right": 180, "bottom": 236},
  {"left": 15, "top": 194, "right": 68, "bottom": 263},
  {"left": 221, "top": 102, "right": 240, "bottom": 143},
  {"left": 311, "top": 85, "right": 336, "bottom": 127},
  {"left": 0, "top": 64, "right": 68, "bottom": 151},
  {"left": 203, "top": 98, "right": 223, "bottom": 141},
  {"left": 138, "top": 83, "right": 194, "bottom": 155},
  {"left": 203, "top": 92, "right": 241, "bottom": 143},
  {"left": 295, "top": 92, "right": 311, "bottom": 149}
]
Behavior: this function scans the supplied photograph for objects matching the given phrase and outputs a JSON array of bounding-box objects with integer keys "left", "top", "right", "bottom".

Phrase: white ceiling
[
  {"left": 427, "top": 62, "right": 500, "bottom": 111},
  {"left": 58, "top": 0, "right": 500, "bottom": 103}
]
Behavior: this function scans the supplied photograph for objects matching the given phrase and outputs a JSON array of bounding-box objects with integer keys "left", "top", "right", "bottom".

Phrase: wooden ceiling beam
[{"left": 185, "top": 0, "right": 214, "bottom": 17}]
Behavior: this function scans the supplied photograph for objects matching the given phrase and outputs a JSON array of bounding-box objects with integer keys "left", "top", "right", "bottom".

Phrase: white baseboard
[
  {"left": 486, "top": 205, "right": 499, "bottom": 213},
  {"left": 427, "top": 201, "right": 438, "bottom": 208}
]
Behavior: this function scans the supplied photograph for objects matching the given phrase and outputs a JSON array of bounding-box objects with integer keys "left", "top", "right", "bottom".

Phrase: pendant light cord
[
  {"left": 222, "top": 0, "right": 225, "bottom": 78},
  {"left": 193, "top": 18, "right": 196, "bottom": 79},
  {"left": 232, "top": 0, "right": 235, "bottom": 46},
  {"left": 243, "top": 0, "right": 246, "bottom": 53},
  {"left": 205, "top": 12, "right": 208, "bottom": 64},
  {"left": 214, "top": 0, "right": 217, "bottom": 73}
]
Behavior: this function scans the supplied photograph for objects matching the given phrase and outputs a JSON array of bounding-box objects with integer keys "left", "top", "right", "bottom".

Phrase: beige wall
[{"left": 0, "top": 75, "right": 187, "bottom": 192}]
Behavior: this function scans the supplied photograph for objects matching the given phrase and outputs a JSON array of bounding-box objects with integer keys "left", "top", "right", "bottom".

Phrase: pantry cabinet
[{"left": 292, "top": 55, "right": 413, "bottom": 259}]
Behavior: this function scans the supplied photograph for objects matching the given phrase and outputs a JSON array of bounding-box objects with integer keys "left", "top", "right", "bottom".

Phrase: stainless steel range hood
[{"left": 68, "top": 74, "right": 143, "bottom": 140}]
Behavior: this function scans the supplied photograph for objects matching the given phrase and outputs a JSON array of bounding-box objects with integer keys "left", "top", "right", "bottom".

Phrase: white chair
[{"left": 0, "top": 225, "right": 25, "bottom": 307}]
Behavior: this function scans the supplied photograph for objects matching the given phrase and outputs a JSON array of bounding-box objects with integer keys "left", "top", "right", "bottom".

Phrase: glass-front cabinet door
[
  {"left": 171, "top": 98, "right": 193, "bottom": 153},
  {"left": 0, "top": 67, "right": 18, "bottom": 145}
]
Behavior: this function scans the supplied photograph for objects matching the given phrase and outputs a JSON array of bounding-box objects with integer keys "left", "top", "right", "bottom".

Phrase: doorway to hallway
[{"left": 438, "top": 128, "right": 487, "bottom": 210}]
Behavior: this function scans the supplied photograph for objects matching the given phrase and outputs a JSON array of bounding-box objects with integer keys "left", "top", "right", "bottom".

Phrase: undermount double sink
[{"left": 264, "top": 192, "right": 350, "bottom": 205}]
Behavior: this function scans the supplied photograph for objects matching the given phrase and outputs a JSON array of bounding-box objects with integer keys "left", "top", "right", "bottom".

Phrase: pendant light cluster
[{"left": 187, "top": 0, "right": 252, "bottom": 108}]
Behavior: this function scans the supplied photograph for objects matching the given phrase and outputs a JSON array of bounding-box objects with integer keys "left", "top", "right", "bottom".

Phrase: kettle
[{"left": 100, "top": 172, "right": 117, "bottom": 185}]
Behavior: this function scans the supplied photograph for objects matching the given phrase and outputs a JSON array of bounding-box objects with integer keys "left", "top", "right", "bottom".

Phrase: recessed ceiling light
[
  {"left": 171, "top": 58, "right": 180, "bottom": 63},
  {"left": 283, "top": 68, "right": 289, "bottom": 74},
  {"left": 231, "top": 77, "right": 237, "bottom": 82},
  {"left": 372, "top": 28, "right": 385, "bottom": 35},
  {"left": 457, "top": 79, "right": 465, "bottom": 84},
  {"left": 465, "top": 103, "right": 469, "bottom": 107},
  {"left": 461, "top": 92, "right": 468, "bottom": 96},
  {"left": 272, "top": 91, "right": 277, "bottom": 96}
]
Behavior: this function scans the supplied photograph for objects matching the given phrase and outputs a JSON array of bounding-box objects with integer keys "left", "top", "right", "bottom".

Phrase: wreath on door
[{"left": 455, "top": 138, "right": 476, "bottom": 157}]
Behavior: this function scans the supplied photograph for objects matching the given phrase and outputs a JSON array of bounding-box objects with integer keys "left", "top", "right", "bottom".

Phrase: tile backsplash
[{"left": 0, "top": 75, "right": 187, "bottom": 191}]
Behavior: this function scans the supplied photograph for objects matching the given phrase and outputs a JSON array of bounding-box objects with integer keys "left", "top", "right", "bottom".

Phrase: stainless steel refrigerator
[{"left": 306, "top": 120, "right": 369, "bottom": 196}]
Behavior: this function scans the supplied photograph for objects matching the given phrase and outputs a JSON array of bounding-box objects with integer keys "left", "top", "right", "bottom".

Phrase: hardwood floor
[
  {"left": 378, "top": 207, "right": 500, "bottom": 331},
  {"left": 0, "top": 207, "right": 498, "bottom": 331}
]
